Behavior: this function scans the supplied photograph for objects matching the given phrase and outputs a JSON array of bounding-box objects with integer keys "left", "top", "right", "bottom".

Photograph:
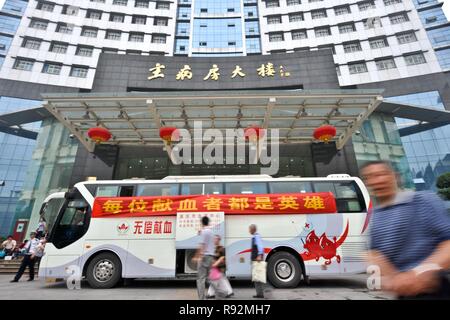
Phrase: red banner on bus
[{"left": 92, "top": 192, "right": 337, "bottom": 218}]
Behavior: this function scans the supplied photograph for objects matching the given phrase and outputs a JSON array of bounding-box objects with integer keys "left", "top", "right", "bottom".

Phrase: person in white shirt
[
  {"left": 10, "top": 232, "right": 40, "bottom": 282},
  {"left": 2, "top": 235, "right": 16, "bottom": 256},
  {"left": 35, "top": 216, "right": 47, "bottom": 239}
]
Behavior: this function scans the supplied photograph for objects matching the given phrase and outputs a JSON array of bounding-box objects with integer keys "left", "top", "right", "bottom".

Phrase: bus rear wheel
[
  {"left": 267, "top": 251, "right": 302, "bottom": 288},
  {"left": 86, "top": 252, "right": 122, "bottom": 289}
]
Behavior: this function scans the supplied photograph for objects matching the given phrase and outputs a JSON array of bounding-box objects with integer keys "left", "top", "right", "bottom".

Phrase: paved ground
[{"left": 0, "top": 274, "right": 394, "bottom": 300}]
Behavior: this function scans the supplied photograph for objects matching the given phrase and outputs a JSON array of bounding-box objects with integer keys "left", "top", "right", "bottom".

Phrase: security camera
[
  {"left": 354, "top": 130, "right": 361, "bottom": 135},
  {"left": 69, "top": 134, "right": 75, "bottom": 139}
]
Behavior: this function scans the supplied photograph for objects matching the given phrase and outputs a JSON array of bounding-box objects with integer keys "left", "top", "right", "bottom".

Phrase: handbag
[
  {"left": 252, "top": 261, "right": 267, "bottom": 284},
  {"left": 0, "top": 250, "right": 5, "bottom": 259},
  {"left": 209, "top": 266, "right": 222, "bottom": 281}
]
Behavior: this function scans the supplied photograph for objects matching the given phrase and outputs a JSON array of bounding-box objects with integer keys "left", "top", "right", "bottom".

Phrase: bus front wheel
[
  {"left": 267, "top": 251, "right": 302, "bottom": 288},
  {"left": 86, "top": 252, "right": 122, "bottom": 289}
]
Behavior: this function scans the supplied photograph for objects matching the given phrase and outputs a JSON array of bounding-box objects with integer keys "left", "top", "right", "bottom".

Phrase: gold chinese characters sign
[
  {"left": 148, "top": 63, "right": 291, "bottom": 81},
  {"left": 92, "top": 192, "right": 336, "bottom": 218}
]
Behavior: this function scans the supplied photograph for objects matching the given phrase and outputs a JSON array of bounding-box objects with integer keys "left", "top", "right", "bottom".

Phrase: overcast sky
[{"left": 0, "top": 0, "right": 449, "bottom": 32}]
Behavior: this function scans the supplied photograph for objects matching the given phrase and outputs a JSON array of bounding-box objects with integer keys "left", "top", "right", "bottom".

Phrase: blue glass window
[{"left": 435, "top": 48, "right": 450, "bottom": 69}]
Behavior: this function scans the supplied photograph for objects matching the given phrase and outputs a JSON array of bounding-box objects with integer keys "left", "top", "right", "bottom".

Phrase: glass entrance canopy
[{"left": 42, "top": 89, "right": 384, "bottom": 152}]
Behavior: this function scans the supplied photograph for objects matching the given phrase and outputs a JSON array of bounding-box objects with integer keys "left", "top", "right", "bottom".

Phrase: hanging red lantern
[
  {"left": 159, "top": 127, "right": 179, "bottom": 144},
  {"left": 87, "top": 127, "right": 112, "bottom": 143},
  {"left": 313, "top": 124, "right": 337, "bottom": 143},
  {"left": 244, "top": 126, "right": 265, "bottom": 142}
]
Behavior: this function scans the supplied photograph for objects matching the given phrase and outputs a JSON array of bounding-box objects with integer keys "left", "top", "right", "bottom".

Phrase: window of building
[
  {"left": 36, "top": 1, "right": 55, "bottom": 12},
  {"left": 338, "top": 23, "right": 356, "bottom": 34},
  {"left": 62, "top": 5, "right": 79, "bottom": 15},
  {"left": 42, "top": 62, "right": 62, "bottom": 75},
  {"left": 152, "top": 34, "right": 166, "bottom": 43},
  {"left": 404, "top": 52, "right": 426, "bottom": 65},
  {"left": 135, "top": 0, "right": 149, "bottom": 8},
  {"left": 267, "top": 15, "right": 282, "bottom": 24},
  {"left": 129, "top": 32, "right": 144, "bottom": 42},
  {"left": 113, "top": 0, "right": 128, "bottom": 6},
  {"left": 22, "top": 38, "right": 42, "bottom": 50},
  {"left": 49, "top": 42, "right": 68, "bottom": 54},
  {"left": 364, "top": 17, "right": 382, "bottom": 28},
  {"left": 369, "top": 37, "right": 389, "bottom": 49},
  {"left": 266, "top": 0, "right": 280, "bottom": 8},
  {"left": 56, "top": 23, "right": 74, "bottom": 34},
  {"left": 287, "top": 0, "right": 301, "bottom": 5},
  {"left": 334, "top": 5, "right": 351, "bottom": 16},
  {"left": 384, "top": 0, "right": 402, "bottom": 5},
  {"left": 291, "top": 29, "right": 307, "bottom": 40},
  {"left": 76, "top": 45, "right": 94, "bottom": 57},
  {"left": 314, "top": 27, "right": 331, "bottom": 37},
  {"left": 29, "top": 19, "right": 48, "bottom": 30},
  {"left": 70, "top": 66, "right": 89, "bottom": 78},
  {"left": 289, "top": 12, "right": 304, "bottom": 22},
  {"left": 109, "top": 13, "right": 125, "bottom": 23},
  {"left": 358, "top": 0, "right": 376, "bottom": 11},
  {"left": 348, "top": 61, "right": 368, "bottom": 74},
  {"left": 154, "top": 17, "right": 168, "bottom": 26},
  {"left": 343, "top": 41, "right": 362, "bottom": 53},
  {"left": 13, "top": 58, "right": 34, "bottom": 71},
  {"left": 269, "top": 32, "right": 284, "bottom": 42},
  {"left": 132, "top": 15, "right": 147, "bottom": 24},
  {"left": 311, "top": 9, "right": 327, "bottom": 19},
  {"left": 156, "top": 1, "right": 170, "bottom": 9},
  {"left": 389, "top": 12, "right": 409, "bottom": 24},
  {"left": 396, "top": 31, "right": 417, "bottom": 44},
  {"left": 105, "top": 30, "right": 122, "bottom": 40},
  {"left": 375, "top": 57, "right": 396, "bottom": 70},
  {"left": 86, "top": 10, "right": 102, "bottom": 20},
  {"left": 102, "top": 47, "right": 119, "bottom": 53},
  {"left": 318, "top": 44, "right": 335, "bottom": 54},
  {"left": 81, "top": 27, "right": 98, "bottom": 38}
]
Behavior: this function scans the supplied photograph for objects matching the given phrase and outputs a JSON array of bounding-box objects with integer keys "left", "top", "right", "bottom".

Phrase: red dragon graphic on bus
[{"left": 300, "top": 220, "right": 349, "bottom": 265}]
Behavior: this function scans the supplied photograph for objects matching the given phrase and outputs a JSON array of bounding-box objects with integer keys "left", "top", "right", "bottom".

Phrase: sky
[{"left": 0, "top": 0, "right": 449, "bottom": 29}]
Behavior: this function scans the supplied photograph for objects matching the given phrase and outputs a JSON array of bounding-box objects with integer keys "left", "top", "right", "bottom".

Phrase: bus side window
[
  {"left": 225, "top": 182, "right": 268, "bottom": 195},
  {"left": 204, "top": 183, "right": 223, "bottom": 195},
  {"left": 119, "top": 186, "right": 134, "bottom": 197},
  {"left": 312, "top": 181, "right": 364, "bottom": 213},
  {"left": 181, "top": 184, "right": 203, "bottom": 195},
  {"left": 269, "top": 181, "right": 312, "bottom": 194},
  {"left": 96, "top": 186, "right": 119, "bottom": 197},
  {"left": 137, "top": 183, "right": 179, "bottom": 196}
]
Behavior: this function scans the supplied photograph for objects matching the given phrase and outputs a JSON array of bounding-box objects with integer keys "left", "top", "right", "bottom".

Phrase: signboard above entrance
[{"left": 92, "top": 50, "right": 340, "bottom": 92}]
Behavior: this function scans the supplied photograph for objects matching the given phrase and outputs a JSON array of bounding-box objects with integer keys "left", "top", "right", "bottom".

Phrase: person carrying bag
[{"left": 249, "top": 224, "right": 266, "bottom": 298}]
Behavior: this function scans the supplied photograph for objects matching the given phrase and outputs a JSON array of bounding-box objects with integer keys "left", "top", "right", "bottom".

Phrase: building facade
[{"left": 0, "top": 0, "right": 449, "bottom": 237}]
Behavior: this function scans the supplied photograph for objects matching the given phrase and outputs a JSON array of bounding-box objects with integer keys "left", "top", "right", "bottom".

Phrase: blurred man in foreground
[{"left": 360, "top": 160, "right": 450, "bottom": 299}]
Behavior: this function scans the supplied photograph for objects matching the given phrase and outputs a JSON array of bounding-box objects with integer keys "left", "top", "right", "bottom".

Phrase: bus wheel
[
  {"left": 267, "top": 251, "right": 302, "bottom": 288},
  {"left": 86, "top": 252, "right": 122, "bottom": 289}
]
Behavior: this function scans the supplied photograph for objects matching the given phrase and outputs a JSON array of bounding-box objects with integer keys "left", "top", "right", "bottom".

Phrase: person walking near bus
[
  {"left": 207, "top": 235, "right": 234, "bottom": 299},
  {"left": 249, "top": 224, "right": 265, "bottom": 298},
  {"left": 194, "top": 216, "right": 216, "bottom": 300},
  {"left": 10, "top": 232, "right": 40, "bottom": 282},
  {"left": 360, "top": 160, "right": 450, "bottom": 299}
]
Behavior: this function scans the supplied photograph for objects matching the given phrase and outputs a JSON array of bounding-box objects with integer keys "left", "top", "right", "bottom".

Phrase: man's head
[
  {"left": 360, "top": 160, "right": 398, "bottom": 202},
  {"left": 201, "top": 216, "right": 209, "bottom": 227},
  {"left": 249, "top": 224, "right": 257, "bottom": 235},
  {"left": 214, "top": 235, "right": 221, "bottom": 246},
  {"left": 29, "top": 232, "right": 36, "bottom": 239},
  {"left": 7, "top": 235, "right": 13, "bottom": 240}
]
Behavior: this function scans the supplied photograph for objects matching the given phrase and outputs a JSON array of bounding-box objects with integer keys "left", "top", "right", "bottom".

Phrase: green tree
[{"left": 436, "top": 172, "right": 450, "bottom": 200}]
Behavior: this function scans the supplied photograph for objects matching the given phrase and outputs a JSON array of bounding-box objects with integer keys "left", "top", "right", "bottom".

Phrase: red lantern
[
  {"left": 159, "top": 127, "right": 179, "bottom": 144},
  {"left": 87, "top": 127, "right": 112, "bottom": 143},
  {"left": 313, "top": 125, "right": 336, "bottom": 143},
  {"left": 244, "top": 126, "right": 265, "bottom": 142}
]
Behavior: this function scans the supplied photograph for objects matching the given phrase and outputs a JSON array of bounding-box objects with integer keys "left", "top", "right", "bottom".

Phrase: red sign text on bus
[{"left": 92, "top": 192, "right": 337, "bottom": 218}]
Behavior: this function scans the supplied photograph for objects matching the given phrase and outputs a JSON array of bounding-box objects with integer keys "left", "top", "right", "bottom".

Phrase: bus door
[{"left": 175, "top": 212, "right": 225, "bottom": 275}]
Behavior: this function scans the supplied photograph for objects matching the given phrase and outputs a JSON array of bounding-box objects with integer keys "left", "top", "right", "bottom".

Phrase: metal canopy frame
[{"left": 42, "top": 90, "right": 384, "bottom": 153}]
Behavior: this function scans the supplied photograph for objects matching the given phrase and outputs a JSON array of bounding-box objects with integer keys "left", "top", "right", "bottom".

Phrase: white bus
[{"left": 38, "top": 174, "right": 372, "bottom": 289}]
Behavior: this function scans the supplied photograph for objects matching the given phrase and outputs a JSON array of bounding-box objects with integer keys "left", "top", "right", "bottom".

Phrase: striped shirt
[{"left": 369, "top": 191, "right": 450, "bottom": 272}]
